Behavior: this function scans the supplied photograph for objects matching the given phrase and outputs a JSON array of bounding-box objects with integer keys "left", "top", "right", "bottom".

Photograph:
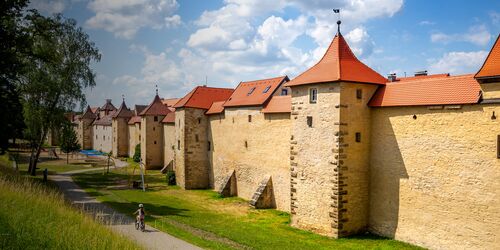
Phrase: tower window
[
  {"left": 198, "top": 118, "right": 201, "bottom": 124},
  {"left": 355, "top": 132, "right": 361, "bottom": 142},
  {"left": 356, "top": 89, "right": 362, "bottom": 100},
  {"left": 497, "top": 135, "right": 500, "bottom": 159},
  {"left": 195, "top": 134, "right": 199, "bottom": 142},
  {"left": 177, "top": 140, "right": 180, "bottom": 150},
  {"left": 154, "top": 116, "right": 158, "bottom": 122},
  {"left": 310, "top": 88, "right": 317, "bottom": 103},
  {"left": 208, "top": 141, "right": 211, "bottom": 151},
  {"left": 281, "top": 89, "right": 288, "bottom": 96},
  {"left": 247, "top": 87, "right": 256, "bottom": 96},
  {"left": 263, "top": 85, "right": 271, "bottom": 93},
  {"left": 154, "top": 141, "right": 157, "bottom": 145},
  {"left": 307, "top": 116, "right": 313, "bottom": 127},
  {"left": 248, "top": 115, "right": 252, "bottom": 122}
]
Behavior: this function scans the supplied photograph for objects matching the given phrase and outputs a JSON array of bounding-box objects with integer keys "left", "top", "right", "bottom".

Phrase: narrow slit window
[
  {"left": 356, "top": 89, "right": 363, "bottom": 100},
  {"left": 310, "top": 88, "right": 317, "bottom": 103},
  {"left": 154, "top": 141, "right": 157, "bottom": 145},
  {"left": 208, "top": 141, "right": 211, "bottom": 151},
  {"left": 355, "top": 132, "right": 361, "bottom": 142},
  {"left": 198, "top": 118, "right": 201, "bottom": 124},
  {"left": 307, "top": 116, "right": 313, "bottom": 127},
  {"left": 263, "top": 85, "right": 271, "bottom": 93},
  {"left": 497, "top": 135, "right": 500, "bottom": 159},
  {"left": 247, "top": 87, "right": 256, "bottom": 96},
  {"left": 177, "top": 140, "right": 180, "bottom": 150},
  {"left": 195, "top": 134, "right": 199, "bottom": 142},
  {"left": 154, "top": 116, "right": 158, "bottom": 122},
  {"left": 248, "top": 115, "right": 252, "bottom": 122}
]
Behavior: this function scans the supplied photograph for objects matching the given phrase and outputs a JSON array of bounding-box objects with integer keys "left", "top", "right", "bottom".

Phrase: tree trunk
[{"left": 30, "top": 130, "right": 48, "bottom": 176}]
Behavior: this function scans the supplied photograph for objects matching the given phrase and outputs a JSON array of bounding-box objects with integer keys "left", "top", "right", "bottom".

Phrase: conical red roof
[
  {"left": 112, "top": 100, "right": 133, "bottom": 118},
  {"left": 139, "top": 94, "right": 172, "bottom": 116},
  {"left": 475, "top": 34, "right": 500, "bottom": 79},
  {"left": 285, "top": 33, "right": 386, "bottom": 87}
]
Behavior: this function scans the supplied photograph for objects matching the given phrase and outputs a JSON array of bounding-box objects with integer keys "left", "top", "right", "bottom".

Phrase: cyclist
[{"left": 133, "top": 204, "right": 146, "bottom": 228}]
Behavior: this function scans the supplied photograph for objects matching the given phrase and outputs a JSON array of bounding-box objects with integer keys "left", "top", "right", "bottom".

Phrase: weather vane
[
  {"left": 155, "top": 84, "right": 158, "bottom": 95},
  {"left": 122, "top": 94, "right": 124, "bottom": 102},
  {"left": 333, "top": 9, "right": 341, "bottom": 34}
]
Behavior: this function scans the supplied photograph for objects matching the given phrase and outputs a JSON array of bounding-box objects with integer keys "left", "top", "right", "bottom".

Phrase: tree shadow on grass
[{"left": 102, "top": 201, "right": 190, "bottom": 219}]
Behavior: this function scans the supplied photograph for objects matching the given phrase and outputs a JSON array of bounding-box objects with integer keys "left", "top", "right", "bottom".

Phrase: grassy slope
[
  {"left": 0, "top": 154, "right": 141, "bottom": 250},
  {"left": 74, "top": 165, "right": 423, "bottom": 250}
]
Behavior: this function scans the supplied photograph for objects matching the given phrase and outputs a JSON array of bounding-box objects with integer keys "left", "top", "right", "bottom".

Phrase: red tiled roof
[
  {"left": 93, "top": 111, "right": 116, "bottom": 126},
  {"left": 101, "top": 99, "right": 117, "bottom": 111},
  {"left": 81, "top": 105, "right": 97, "bottom": 119},
  {"left": 162, "top": 98, "right": 181, "bottom": 106},
  {"left": 206, "top": 101, "right": 226, "bottom": 115},
  {"left": 475, "top": 34, "right": 500, "bottom": 79},
  {"left": 174, "top": 86, "right": 234, "bottom": 110},
  {"left": 161, "top": 112, "right": 175, "bottom": 123},
  {"left": 112, "top": 101, "right": 134, "bottom": 118},
  {"left": 139, "top": 95, "right": 172, "bottom": 116},
  {"left": 262, "top": 95, "right": 291, "bottom": 113},
  {"left": 285, "top": 33, "right": 386, "bottom": 87},
  {"left": 223, "top": 76, "right": 288, "bottom": 107},
  {"left": 128, "top": 116, "right": 141, "bottom": 125},
  {"left": 134, "top": 105, "right": 147, "bottom": 116},
  {"left": 369, "top": 74, "right": 481, "bottom": 107},
  {"left": 395, "top": 73, "right": 450, "bottom": 82}
]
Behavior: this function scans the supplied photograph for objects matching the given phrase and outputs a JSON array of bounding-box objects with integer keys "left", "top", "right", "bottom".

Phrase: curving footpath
[{"left": 50, "top": 158, "right": 201, "bottom": 250}]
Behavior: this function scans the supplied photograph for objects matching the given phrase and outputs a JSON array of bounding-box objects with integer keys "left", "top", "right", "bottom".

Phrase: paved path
[{"left": 50, "top": 158, "right": 202, "bottom": 250}]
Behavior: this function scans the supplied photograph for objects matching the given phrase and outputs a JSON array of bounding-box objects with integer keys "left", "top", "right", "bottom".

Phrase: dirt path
[{"left": 50, "top": 158, "right": 202, "bottom": 250}]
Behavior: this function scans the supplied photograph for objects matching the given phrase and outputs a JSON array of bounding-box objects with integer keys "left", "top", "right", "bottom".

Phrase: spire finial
[
  {"left": 333, "top": 9, "right": 341, "bottom": 34},
  {"left": 155, "top": 84, "right": 158, "bottom": 96}
]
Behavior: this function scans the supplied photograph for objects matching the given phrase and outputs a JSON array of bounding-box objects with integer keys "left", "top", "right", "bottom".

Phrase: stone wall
[
  {"left": 93, "top": 125, "right": 112, "bottom": 153},
  {"left": 208, "top": 107, "right": 291, "bottom": 211},
  {"left": 289, "top": 82, "right": 340, "bottom": 237},
  {"left": 140, "top": 115, "right": 164, "bottom": 169},
  {"left": 336, "top": 83, "right": 378, "bottom": 235},
  {"left": 163, "top": 123, "right": 176, "bottom": 170},
  {"left": 128, "top": 123, "right": 140, "bottom": 157},
  {"left": 112, "top": 118, "right": 129, "bottom": 157},
  {"left": 369, "top": 103, "right": 500, "bottom": 250},
  {"left": 175, "top": 108, "right": 210, "bottom": 189},
  {"left": 78, "top": 118, "right": 93, "bottom": 150},
  {"left": 481, "top": 82, "right": 500, "bottom": 99}
]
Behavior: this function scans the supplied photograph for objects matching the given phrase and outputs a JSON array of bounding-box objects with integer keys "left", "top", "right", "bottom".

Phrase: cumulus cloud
[
  {"left": 344, "top": 26, "right": 374, "bottom": 58},
  {"left": 30, "top": 0, "right": 66, "bottom": 14},
  {"left": 428, "top": 51, "right": 488, "bottom": 74},
  {"left": 431, "top": 25, "right": 492, "bottom": 46},
  {"left": 85, "top": 0, "right": 179, "bottom": 39}
]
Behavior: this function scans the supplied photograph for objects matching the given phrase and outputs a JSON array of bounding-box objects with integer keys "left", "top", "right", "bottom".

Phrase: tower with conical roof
[
  {"left": 112, "top": 96, "right": 134, "bottom": 157},
  {"left": 79, "top": 105, "right": 97, "bottom": 149},
  {"left": 139, "top": 88, "right": 172, "bottom": 169},
  {"left": 283, "top": 18, "right": 386, "bottom": 237}
]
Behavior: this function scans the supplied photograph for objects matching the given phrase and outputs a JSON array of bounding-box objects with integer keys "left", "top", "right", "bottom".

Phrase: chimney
[
  {"left": 388, "top": 73, "right": 397, "bottom": 82},
  {"left": 414, "top": 70, "right": 428, "bottom": 77}
]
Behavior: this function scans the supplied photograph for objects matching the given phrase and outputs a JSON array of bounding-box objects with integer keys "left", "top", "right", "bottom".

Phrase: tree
[
  {"left": 59, "top": 121, "right": 80, "bottom": 164},
  {"left": 133, "top": 144, "right": 141, "bottom": 163},
  {"left": 18, "top": 12, "right": 100, "bottom": 175},
  {"left": 0, "top": 0, "right": 29, "bottom": 153}
]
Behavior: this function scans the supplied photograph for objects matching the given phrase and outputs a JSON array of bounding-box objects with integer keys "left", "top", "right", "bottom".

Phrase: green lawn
[
  {"left": 73, "top": 166, "right": 422, "bottom": 250},
  {"left": 0, "top": 154, "right": 141, "bottom": 250}
]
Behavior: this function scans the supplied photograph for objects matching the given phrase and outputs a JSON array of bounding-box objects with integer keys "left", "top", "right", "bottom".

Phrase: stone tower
[
  {"left": 139, "top": 92, "right": 172, "bottom": 169},
  {"left": 283, "top": 22, "right": 386, "bottom": 237},
  {"left": 78, "top": 105, "right": 97, "bottom": 150},
  {"left": 112, "top": 98, "right": 133, "bottom": 157},
  {"left": 173, "top": 86, "right": 234, "bottom": 189}
]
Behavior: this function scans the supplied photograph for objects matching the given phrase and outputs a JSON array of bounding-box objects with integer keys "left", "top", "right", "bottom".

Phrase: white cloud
[
  {"left": 344, "top": 26, "right": 374, "bottom": 57},
  {"left": 428, "top": 51, "right": 488, "bottom": 74},
  {"left": 85, "top": 0, "right": 179, "bottom": 39},
  {"left": 165, "top": 15, "right": 181, "bottom": 28},
  {"left": 490, "top": 11, "right": 500, "bottom": 25},
  {"left": 419, "top": 20, "right": 435, "bottom": 26},
  {"left": 431, "top": 25, "right": 492, "bottom": 46},
  {"left": 30, "top": 0, "right": 66, "bottom": 14}
]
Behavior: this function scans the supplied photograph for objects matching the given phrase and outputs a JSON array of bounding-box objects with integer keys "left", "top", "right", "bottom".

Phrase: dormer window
[
  {"left": 281, "top": 89, "right": 288, "bottom": 96},
  {"left": 247, "top": 87, "right": 256, "bottom": 96},
  {"left": 263, "top": 86, "right": 271, "bottom": 93}
]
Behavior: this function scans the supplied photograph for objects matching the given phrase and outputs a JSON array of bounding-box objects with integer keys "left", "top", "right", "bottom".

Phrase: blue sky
[{"left": 30, "top": 0, "right": 500, "bottom": 108}]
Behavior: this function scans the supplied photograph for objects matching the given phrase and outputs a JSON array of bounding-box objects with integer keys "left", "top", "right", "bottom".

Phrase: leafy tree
[
  {"left": 59, "top": 121, "right": 80, "bottom": 164},
  {"left": 133, "top": 144, "right": 141, "bottom": 163},
  {"left": 0, "top": 0, "right": 29, "bottom": 153},
  {"left": 18, "top": 12, "right": 100, "bottom": 175}
]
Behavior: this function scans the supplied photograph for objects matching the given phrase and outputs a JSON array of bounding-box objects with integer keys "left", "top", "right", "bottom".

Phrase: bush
[
  {"left": 166, "top": 170, "right": 176, "bottom": 185},
  {"left": 133, "top": 144, "right": 141, "bottom": 163}
]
